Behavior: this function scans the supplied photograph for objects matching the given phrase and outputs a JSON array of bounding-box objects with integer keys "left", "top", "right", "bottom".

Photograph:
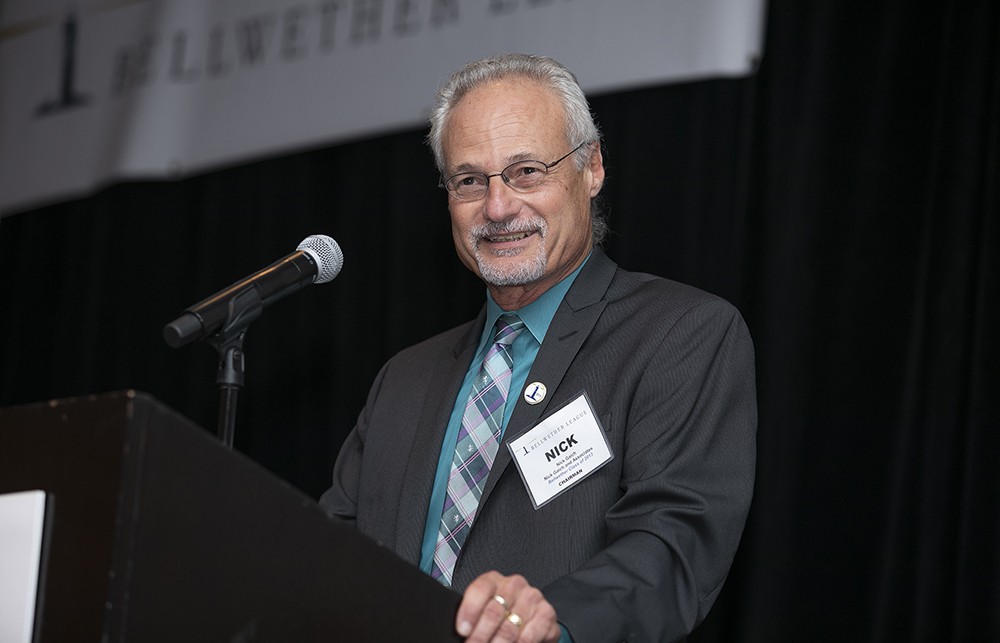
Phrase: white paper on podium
[{"left": 0, "top": 490, "right": 47, "bottom": 643}]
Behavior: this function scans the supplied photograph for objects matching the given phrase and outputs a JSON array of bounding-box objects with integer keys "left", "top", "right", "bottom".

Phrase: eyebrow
[{"left": 451, "top": 151, "right": 538, "bottom": 174}]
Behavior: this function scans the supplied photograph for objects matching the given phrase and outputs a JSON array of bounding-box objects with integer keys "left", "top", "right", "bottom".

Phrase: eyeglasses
[{"left": 440, "top": 141, "right": 591, "bottom": 201}]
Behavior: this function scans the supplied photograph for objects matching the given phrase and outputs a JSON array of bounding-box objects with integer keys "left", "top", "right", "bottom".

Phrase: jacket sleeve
[{"left": 317, "top": 359, "right": 391, "bottom": 527}]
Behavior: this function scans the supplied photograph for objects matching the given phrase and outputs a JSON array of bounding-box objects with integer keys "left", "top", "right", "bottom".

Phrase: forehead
[{"left": 442, "top": 77, "right": 568, "bottom": 171}]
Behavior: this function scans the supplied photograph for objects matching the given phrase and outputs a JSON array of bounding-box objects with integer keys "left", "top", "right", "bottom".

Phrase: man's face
[{"left": 441, "top": 77, "right": 604, "bottom": 307}]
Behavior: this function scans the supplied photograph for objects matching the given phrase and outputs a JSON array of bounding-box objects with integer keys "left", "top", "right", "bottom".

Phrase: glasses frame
[{"left": 440, "top": 141, "right": 591, "bottom": 201}]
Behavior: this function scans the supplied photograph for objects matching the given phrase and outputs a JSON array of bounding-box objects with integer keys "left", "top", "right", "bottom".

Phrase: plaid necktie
[{"left": 430, "top": 314, "right": 526, "bottom": 586}]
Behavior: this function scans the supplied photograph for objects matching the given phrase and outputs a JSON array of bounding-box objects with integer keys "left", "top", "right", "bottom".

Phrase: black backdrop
[{"left": 1, "top": 1, "right": 997, "bottom": 641}]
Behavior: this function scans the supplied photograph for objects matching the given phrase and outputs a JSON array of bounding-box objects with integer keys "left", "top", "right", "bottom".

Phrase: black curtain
[{"left": 1, "top": 1, "right": 997, "bottom": 640}]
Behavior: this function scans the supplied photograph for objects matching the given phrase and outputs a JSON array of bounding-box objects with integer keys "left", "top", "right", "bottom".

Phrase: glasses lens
[
  {"left": 503, "top": 161, "right": 548, "bottom": 189},
  {"left": 448, "top": 173, "right": 488, "bottom": 199}
]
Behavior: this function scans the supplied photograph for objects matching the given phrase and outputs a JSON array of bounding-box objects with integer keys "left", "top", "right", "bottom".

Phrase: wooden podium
[{"left": 0, "top": 391, "right": 462, "bottom": 642}]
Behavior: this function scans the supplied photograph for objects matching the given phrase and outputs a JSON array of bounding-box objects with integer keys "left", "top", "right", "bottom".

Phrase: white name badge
[{"left": 508, "top": 392, "right": 613, "bottom": 509}]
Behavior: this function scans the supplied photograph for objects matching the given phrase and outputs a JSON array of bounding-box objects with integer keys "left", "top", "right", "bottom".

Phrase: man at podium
[{"left": 320, "top": 53, "right": 757, "bottom": 643}]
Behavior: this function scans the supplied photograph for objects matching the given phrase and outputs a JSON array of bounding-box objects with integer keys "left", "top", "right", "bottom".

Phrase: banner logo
[{"left": 36, "top": 11, "right": 90, "bottom": 117}]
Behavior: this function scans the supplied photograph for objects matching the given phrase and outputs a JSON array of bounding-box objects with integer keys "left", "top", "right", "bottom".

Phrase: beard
[{"left": 468, "top": 216, "right": 548, "bottom": 286}]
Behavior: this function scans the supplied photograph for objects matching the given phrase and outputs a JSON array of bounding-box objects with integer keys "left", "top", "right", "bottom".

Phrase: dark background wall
[{"left": 1, "top": 1, "right": 997, "bottom": 640}]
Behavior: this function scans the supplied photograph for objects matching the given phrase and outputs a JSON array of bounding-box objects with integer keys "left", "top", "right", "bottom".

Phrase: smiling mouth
[{"left": 483, "top": 230, "right": 535, "bottom": 243}]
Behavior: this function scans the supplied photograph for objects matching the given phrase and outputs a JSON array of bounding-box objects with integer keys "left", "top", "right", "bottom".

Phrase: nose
[{"left": 482, "top": 175, "right": 520, "bottom": 223}]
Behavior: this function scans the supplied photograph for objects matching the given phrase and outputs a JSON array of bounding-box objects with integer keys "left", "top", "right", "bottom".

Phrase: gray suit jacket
[{"left": 320, "top": 249, "right": 757, "bottom": 642}]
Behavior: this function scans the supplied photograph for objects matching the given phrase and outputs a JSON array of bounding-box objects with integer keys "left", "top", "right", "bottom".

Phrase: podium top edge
[{"left": 1, "top": 390, "right": 156, "bottom": 414}]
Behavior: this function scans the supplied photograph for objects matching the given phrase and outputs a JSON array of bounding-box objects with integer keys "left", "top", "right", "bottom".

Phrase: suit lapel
[
  {"left": 477, "top": 250, "right": 618, "bottom": 510},
  {"left": 393, "top": 309, "right": 485, "bottom": 564}
]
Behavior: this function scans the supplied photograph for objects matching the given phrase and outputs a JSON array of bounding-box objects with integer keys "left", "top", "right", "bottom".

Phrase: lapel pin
[{"left": 523, "top": 382, "right": 547, "bottom": 405}]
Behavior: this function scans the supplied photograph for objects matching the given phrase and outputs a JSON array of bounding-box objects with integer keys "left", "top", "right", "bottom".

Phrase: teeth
[{"left": 488, "top": 232, "right": 530, "bottom": 242}]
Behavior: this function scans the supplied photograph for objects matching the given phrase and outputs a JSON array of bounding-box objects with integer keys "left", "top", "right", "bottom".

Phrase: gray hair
[{"left": 428, "top": 53, "right": 608, "bottom": 245}]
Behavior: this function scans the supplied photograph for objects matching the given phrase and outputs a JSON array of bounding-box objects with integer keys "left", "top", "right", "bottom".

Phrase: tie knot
[{"left": 493, "top": 314, "right": 525, "bottom": 346}]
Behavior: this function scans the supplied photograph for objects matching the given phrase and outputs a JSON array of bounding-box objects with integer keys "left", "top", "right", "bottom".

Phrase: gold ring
[
  {"left": 492, "top": 595, "right": 510, "bottom": 612},
  {"left": 506, "top": 612, "right": 524, "bottom": 629}
]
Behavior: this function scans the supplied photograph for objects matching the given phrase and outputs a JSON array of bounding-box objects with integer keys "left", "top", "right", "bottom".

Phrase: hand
[{"left": 455, "top": 571, "right": 561, "bottom": 643}]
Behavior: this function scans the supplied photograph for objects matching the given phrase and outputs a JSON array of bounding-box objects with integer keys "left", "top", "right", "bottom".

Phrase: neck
[{"left": 488, "top": 283, "right": 549, "bottom": 311}]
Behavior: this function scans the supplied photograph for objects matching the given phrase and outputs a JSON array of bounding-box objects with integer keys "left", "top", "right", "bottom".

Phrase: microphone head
[{"left": 297, "top": 234, "right": 344, "bottom": 284}]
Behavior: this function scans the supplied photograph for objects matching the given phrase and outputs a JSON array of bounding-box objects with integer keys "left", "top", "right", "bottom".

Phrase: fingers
[
  {"left": 456, "top": 571, "right": 505, "bottom": 637},
  {"left": 456, "top": 571, "right": 561, "bottom": 643},
  {"left": 511, "top": 588, "right": 558, "bottom": 643}
]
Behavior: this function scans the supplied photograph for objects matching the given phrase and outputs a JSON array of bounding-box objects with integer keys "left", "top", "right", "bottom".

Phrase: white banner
[{"left": 0, "top": 0, "right": 766, "bottom": 215}]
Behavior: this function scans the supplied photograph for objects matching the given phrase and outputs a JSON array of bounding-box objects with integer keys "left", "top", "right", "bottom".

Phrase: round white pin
[{"left": 523, "top": 382, "right": 547, "bottom": 405}]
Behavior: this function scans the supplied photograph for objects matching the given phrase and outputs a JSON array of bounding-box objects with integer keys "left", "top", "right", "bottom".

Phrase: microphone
[{"left": 163, "top": 235, "right": 343, "bottom": 348}]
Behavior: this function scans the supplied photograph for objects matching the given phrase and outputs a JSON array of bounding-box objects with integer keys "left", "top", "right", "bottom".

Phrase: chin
[{"left": 477, "top": 254, "right": 548, "bottom": 287}]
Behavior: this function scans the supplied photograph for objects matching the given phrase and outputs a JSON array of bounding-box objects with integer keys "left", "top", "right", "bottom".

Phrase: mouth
[{"left": 483, "top": 230, "right": 536, "bottom": 244}]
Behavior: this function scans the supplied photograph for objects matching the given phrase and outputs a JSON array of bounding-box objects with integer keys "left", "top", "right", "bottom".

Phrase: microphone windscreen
[{"left": 297, "top": 235, "right": 344, "bottom": 284}]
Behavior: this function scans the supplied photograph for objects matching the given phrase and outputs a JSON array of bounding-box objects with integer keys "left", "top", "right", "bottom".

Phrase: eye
[
  {"left": 506, "top": 162, "right": 547, "bottom": 186},
  {"left": 448, "top": 173, "right": 487, "bottom": 192}
]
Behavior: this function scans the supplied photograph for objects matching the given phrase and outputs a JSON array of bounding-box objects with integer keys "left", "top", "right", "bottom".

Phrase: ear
[{"left": 586, "top": 144, "right": 605, "bottom": 197}]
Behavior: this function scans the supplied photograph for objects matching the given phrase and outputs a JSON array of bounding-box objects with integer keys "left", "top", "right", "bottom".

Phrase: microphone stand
[{"left": 205, "top": 286, "right": 262, "bottom": 449}]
